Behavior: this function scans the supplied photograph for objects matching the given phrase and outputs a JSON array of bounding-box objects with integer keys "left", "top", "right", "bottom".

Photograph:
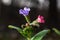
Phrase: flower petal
[
  {"left": 19, "top": 9, "right": 24, "bottom": 14},
  {"left": 37, "top": 15, "right": 45, "bottom": 23},
  {"left": 19, "top": 7, "right": 30, "bottom": 16},
  {"left": 23, "top": 10, "right": 29, "bottom": 16},
  {"left": 24, "top": 7, "right": 30, "bottom": 11}
]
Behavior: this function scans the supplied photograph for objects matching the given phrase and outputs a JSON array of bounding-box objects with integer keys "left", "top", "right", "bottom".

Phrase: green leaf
[
  {"left": 31, "top": 30, "right": 50, "bottom": 40},
  {"left": 8, "top": 25, "right": 32, "bottom": 38},
  {"left": 53, "top": 28, "right": 60, "bottom": 35},
  {"left": 8, "top": 25, "right": 23, "bottom": 34},
  {"left": 23, "top": 27, "right": 33, "bottom": 38}
]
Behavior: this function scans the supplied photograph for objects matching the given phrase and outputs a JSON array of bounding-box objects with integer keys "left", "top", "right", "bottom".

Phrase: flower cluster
[{"left": 19, "top": 7, "right": 45, "bottom": 24}]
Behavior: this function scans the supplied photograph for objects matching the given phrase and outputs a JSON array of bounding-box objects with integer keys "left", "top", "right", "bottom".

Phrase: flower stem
[
  {"left": 27, "top": 38, "right": 31, "bottom": 40},
  {"left": 24, "top": 16, "right": 30, "bottom": 24}
]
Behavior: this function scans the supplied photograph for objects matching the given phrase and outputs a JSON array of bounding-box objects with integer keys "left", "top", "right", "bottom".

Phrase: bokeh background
[{"left": 0, "top": 0, "right": 60, "bottom": 40}]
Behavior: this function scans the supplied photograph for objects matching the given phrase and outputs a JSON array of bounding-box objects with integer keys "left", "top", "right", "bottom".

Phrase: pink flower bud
[{"left": 37, "top": 15, "right": 45, "bottom": 23}]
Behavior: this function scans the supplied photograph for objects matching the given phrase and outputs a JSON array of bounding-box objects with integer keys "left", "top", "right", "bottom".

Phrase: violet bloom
[{"left": 19, "top": 7, "right": 30, "bottom": 16}]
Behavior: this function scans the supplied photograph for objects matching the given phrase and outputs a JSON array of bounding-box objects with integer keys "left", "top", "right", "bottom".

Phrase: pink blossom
[{"left": 37, "top": 15, "right": 45, "bottom": 23}]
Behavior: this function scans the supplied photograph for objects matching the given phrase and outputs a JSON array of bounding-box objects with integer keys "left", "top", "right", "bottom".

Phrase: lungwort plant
[{"left": 8, "top": 7, "right": 50, "bottom": 40}]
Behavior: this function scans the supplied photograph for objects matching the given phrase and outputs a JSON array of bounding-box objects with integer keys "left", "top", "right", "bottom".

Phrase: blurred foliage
[{"left": 53, "top": 28, "right": 60, "bottom": 35}]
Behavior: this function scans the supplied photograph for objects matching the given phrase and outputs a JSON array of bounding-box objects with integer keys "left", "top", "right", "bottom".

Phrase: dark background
[{"left": 0, "top": 0, "right": 60, "bottom": 40}]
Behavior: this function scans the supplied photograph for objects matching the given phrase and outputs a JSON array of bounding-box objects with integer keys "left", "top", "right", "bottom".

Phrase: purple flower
[{"left": 19, "top": 7, "right": 30, "bottom": 16}]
